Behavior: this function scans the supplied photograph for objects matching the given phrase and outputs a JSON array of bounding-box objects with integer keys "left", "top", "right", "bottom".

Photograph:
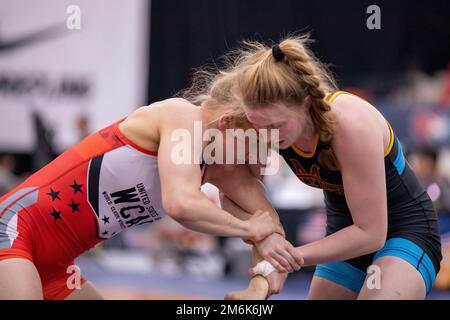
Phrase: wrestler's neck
[{"left": 293, "top": 118, "right": 316, "bottom": 152}]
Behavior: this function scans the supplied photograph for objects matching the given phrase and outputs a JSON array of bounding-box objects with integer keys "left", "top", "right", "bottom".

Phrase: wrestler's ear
[
  {"left": 303, "top": 95, "right": 312, "bottom": 110},
  {"left": 217, "top": 113, "right": 235, "bottom": 130}
]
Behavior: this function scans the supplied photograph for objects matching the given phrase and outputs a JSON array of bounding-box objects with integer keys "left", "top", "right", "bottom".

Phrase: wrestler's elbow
[
  {"left": 363, "top": 225, "right": 387, "bottom": 252},
  {"left": 162, "top": 189, "right": 201, "bottom": 221},
  {"left": 370, "top": 234, "right": 386, "bottom": 252}
]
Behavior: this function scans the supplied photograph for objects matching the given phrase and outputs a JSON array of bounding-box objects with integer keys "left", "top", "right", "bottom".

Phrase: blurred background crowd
[{"left": 1, "top": 0, "right": 450, "bottom": 298}]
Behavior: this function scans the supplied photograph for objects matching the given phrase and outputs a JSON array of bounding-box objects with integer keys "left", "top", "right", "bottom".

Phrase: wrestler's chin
[{"left": 278, "top": 140, "right": 288, "bottom": 149}]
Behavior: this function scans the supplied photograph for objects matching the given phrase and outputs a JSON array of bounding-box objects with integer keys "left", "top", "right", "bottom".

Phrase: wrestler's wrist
[
  {"left": 243, "top": 231, "right": 285, "bottom": 245},
  {"left": 252, "top": 260, "right": 276, "bottom": 277}
]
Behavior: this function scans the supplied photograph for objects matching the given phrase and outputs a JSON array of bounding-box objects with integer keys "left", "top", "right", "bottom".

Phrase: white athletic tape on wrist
[{"left": 252, "top": 260, "right": 276, "bottom": 277}]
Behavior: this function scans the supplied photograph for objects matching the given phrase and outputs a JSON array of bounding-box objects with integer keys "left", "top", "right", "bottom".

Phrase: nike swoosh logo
[{"left": 0, "top": 23, "right": 66, "bottom": 53}]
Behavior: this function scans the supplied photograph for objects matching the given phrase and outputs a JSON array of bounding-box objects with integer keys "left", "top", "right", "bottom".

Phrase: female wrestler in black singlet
[{"left": 219, "top": 35, "right": 442, "bottom": 300}]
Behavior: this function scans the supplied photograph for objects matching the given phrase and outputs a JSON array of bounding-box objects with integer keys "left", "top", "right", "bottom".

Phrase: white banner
[{"left": 0, "top": 0, "right": 149, "bottom": 152}]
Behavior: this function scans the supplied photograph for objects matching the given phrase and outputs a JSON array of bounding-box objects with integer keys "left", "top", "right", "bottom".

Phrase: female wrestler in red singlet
[{"left": 0, "top": 94, "right": 298, "bottom": 299}]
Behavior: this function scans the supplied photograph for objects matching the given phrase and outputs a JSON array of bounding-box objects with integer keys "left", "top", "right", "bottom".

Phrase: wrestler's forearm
[
  {"left": 219, "top": 193, "right": 252, "bottom": 221},
  {"left": 298, "top": 224, "right": 385, "bottom": 266},
  {"left": 173, "top": 194, "right": 252, "bottom": 238},
  {"left": 214, "top": 176, "right": 285, "bottom": 237},
  {"left": 242, "top": 178, "right": 284, "bottom": 232}
]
